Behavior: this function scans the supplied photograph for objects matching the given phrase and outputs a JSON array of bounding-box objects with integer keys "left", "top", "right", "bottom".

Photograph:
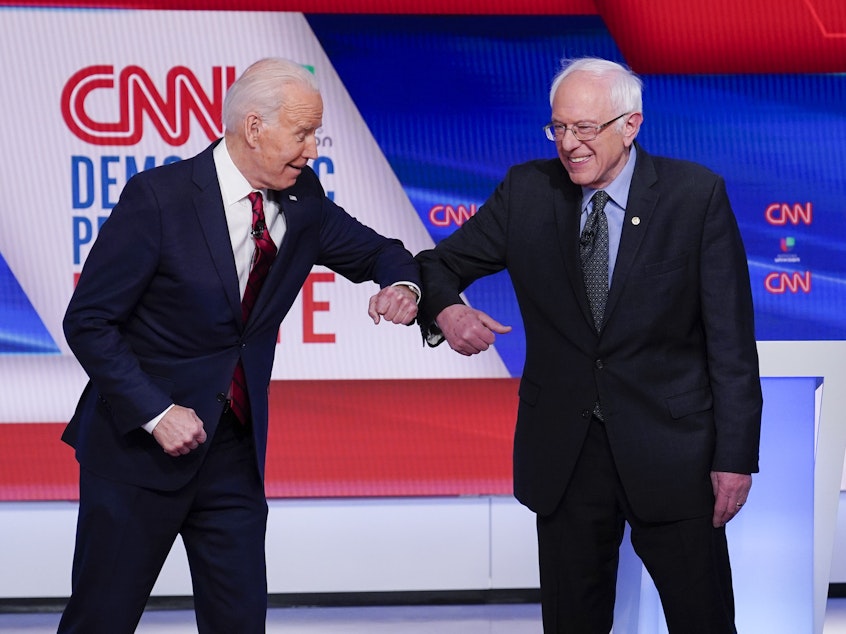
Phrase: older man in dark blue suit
[
  {"left": 416, "top": 58, "right": 762, "bottom": 633},
  {"left": 60, "top": 58, "right": 420, "bottom": 633}
]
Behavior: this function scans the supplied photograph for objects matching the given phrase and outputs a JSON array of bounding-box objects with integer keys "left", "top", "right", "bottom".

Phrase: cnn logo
[
  {"left": 764, "top": 271, "right": 811, "bottom": 294},
  {"left": 61, "top": 65, "right": 236, "bottom": 146},
  {"left": 765, "top": 203, "right": 812, "bottom": 226}
]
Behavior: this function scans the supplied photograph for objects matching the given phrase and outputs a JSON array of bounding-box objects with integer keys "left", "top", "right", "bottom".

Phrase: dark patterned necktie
[
  {"left": 580, "top": 190, "right": 610, "bottom": 332},
  {"left": 230, "top": 191, "right": 278, "bottom": 425}
]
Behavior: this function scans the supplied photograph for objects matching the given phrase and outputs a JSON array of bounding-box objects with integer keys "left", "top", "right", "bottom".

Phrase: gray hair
[
  {"left": 222, "top": 58, "right": 319, "bottom": 132},
  {"left": 549, "top": 58, "right": 643, "bottom": 125}
]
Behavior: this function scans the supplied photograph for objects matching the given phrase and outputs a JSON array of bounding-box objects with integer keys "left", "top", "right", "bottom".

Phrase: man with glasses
[{"left": 416, "top": 57, "right": 762, "bottom": 633}]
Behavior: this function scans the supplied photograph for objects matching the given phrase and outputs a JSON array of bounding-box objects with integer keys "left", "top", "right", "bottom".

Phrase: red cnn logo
[
  {"left": 764, "top": 271, "right": 811, "bottom": 294},
  {"left": 429, "top": 204, "right": 478, "bottom": 227},
  {"left": 764, "top": 203, "right": 812, "bottom": 226},
  {"left": 61, "top": 65, "right": 236, "bottom": 146}
]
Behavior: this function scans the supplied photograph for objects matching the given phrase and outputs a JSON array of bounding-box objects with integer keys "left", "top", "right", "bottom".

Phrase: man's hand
[
  {"left": 151, "top": 405, "right": 207, "bottom": 457},
  {"left": 436, "top": 304, "right": 512, "bottom": 356},
  {"left": 368, "top": 285, "right": 419, "bottom": 325},
  {"left": 710, "top": 471, "right": 752, "bottom": 528}
]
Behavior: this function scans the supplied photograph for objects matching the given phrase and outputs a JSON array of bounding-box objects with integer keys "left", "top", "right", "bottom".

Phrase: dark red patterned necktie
[{"left": 230, "top": 191, "right": 278, "bottom": 424}]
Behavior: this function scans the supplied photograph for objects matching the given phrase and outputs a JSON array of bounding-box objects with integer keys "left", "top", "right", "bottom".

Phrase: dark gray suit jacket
[{"left": 417, "top": 144, "right": 762, "bottom": 522}]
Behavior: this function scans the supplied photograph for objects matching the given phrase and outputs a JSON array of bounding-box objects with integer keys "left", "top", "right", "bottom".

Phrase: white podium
[{"left": 612, "top": 340, "right": 846, "bottom": 634}]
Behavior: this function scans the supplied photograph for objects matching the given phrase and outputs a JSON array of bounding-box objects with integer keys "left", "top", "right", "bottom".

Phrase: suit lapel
[
  {"left": 191, "top": 142, "right": 243, "bottom": 328},
  {"left": 605, "top": 146, "right": 659, "bottom": 323},
  {"left": 553, "top": 174, "right": 596, "bottom": 328}
]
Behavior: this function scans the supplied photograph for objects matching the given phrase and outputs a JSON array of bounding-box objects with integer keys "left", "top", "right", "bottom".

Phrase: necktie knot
[
  {"left": 248, "top": 191, "right": 268, "bottom": 240},
  {"left": 592, "top": 190, "right": 609, "bottom": 214}
]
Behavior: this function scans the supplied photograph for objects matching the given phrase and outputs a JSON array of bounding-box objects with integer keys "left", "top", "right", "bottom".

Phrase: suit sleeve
[
  {"left": 699, "top": 176, "right": 763, "bottom": 474},
  {"left": 415, "top": 172, "right": 512, "bottom": 332},
  {"left": 305, "top": 171, "right": 420, "bottom": 290},
  {"left": 63, "top": 174, "right": 173, "bottom": 432}
]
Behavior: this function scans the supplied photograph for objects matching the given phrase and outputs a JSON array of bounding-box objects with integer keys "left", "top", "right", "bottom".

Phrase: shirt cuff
[
  {"left": 392, "top": 281, "right": 421, "bottom": 303},
  {"left": 142, "top": 403, "right": 174, "bottom": 434}
]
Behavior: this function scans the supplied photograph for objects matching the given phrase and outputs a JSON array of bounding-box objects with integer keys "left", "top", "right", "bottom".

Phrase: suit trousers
[
  {"left": 58, "top": 410, "right": 268, "bottom": 634},
  {"left": 536, "top": 416, "right": 737, "bottom": 634}
]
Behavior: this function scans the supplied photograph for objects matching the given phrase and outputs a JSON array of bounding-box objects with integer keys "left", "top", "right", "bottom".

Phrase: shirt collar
[
  {"left": 213, "top": 138, "right": 261, "bottom": 205},
  {"left": 581, "top": 144, "right": 637, "bottom": 213}
]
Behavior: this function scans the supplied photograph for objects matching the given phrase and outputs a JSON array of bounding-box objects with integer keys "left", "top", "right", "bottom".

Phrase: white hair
[
  {"left": 549, "top": 58, "right": 643, "bottom": 126},
  {"left": 222, "top": 58, "right": 319, "bottom": 132}
]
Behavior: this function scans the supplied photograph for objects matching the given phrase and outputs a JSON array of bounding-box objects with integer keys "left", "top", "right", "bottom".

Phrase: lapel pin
[
  {"left": 631, "top": 216, "right": 641, "bottom": 226},
  {"left": 288, "top": 194, "right": 298, "bottom": 201}
]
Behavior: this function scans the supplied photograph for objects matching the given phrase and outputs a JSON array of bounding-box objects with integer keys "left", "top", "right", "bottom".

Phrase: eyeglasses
[{"left": 543, "top": 112, "right": 630, "bottom": 142}]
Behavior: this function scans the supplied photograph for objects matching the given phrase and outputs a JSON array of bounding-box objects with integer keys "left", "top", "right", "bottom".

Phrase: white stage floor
[{"left": 2, "top": 600, "right": 846, "bottom": 633}]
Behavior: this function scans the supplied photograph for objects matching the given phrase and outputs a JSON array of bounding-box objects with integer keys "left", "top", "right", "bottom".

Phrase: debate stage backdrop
[{"left": 1, "top": 0, "right": 844, "bottom": 501}]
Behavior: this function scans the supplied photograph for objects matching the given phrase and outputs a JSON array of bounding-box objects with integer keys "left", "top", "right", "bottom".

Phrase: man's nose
[
  {"left": 558, "top": 129, "right": 582, "bottom": 152},
  {"left": 303, "top": 135, "right": 319, "bottom": 159}
]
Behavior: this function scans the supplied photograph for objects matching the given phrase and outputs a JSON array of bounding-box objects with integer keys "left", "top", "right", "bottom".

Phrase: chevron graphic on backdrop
[{"left": 0, "top": 253, "right": 59, "bottom": 354}]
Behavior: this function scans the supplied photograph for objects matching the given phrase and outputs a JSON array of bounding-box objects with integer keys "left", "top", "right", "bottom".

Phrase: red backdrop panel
[{"left": 0, "top": 378, "right": 519, "bottom": 501}]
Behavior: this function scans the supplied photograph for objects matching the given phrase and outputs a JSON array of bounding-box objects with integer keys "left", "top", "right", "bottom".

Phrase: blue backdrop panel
[{"left": 308, "top": 14, "right": 846, "bottom": 377}]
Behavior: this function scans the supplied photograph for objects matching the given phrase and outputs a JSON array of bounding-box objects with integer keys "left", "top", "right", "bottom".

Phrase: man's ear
[
  {"left": 244, "top": 113, "right": 262, "bottom": 148},
  {"left": 622, "top": 112, "right": 643, "bottom": 147}
]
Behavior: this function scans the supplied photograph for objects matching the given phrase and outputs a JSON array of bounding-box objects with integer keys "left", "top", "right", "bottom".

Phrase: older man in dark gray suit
[{"left": 416, "top": 57, "right": 762, "bottom": 634}]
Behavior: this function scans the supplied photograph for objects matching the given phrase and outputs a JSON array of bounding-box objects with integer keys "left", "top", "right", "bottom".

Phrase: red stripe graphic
[
  {"left": 601, "top": 0, "right": 846, "bottom": 73},
  {"left": 0, "top": 0, "right": 597, "bottom": 14},
  {"left": 0, "top": 379, "right": 519, "bottom": 501}
]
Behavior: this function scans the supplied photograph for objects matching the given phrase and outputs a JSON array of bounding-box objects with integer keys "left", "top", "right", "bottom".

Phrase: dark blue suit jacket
[
  {"left": 63, "top": 141, "right": 420, "bottom": 491},
  {"left": 417, "top": 144, "right": 762, "bottom": 522}
]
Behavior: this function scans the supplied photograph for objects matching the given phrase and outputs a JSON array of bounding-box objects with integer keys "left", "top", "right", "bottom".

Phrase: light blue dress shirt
[{"left": 579, "top": 145, "right": 638, "bottom": 287}]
